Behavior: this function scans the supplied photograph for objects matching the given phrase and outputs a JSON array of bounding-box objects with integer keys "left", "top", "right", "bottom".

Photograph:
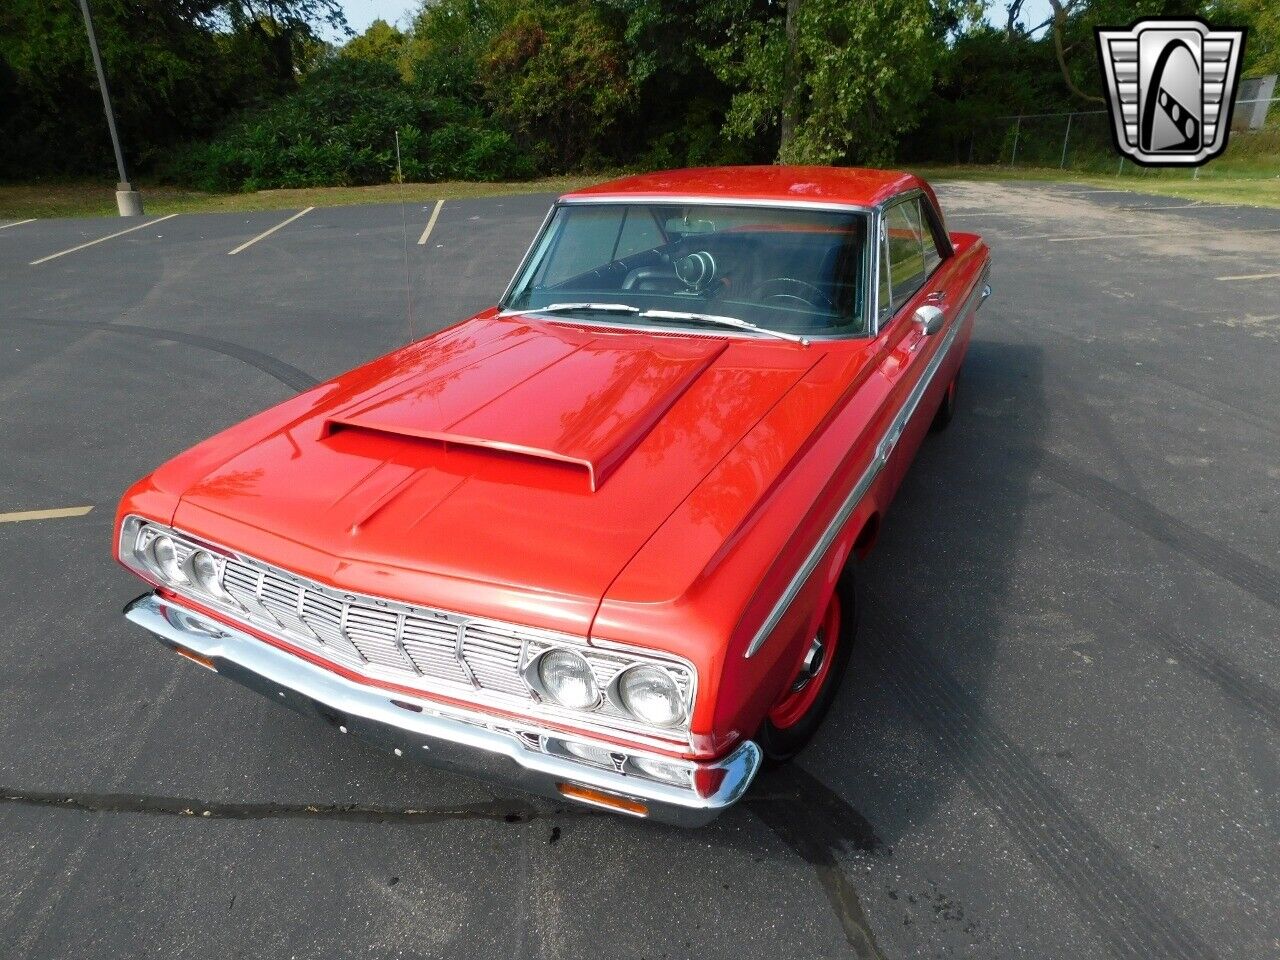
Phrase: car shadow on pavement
[{"left": 742, "top": 336, "right": 1048, "bottom": 956}]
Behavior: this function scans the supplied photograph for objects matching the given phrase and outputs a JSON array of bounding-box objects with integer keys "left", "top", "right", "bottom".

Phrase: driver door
[{"left": 872, "top": 193, "right": 954, "bottom": 499}]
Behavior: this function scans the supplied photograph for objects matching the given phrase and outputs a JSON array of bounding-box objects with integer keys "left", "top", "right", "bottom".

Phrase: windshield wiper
[
  {"left": 535, "top": 302, "right": 641, "bottom": 315},
  {"left": 638, "top": 309, "right": 810, "bottom": 346}
]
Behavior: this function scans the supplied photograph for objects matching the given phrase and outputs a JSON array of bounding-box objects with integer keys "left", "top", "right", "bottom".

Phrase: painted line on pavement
[
  {"left": 417, "top": 200, "right": 444, "bottom": 245},
  {"left": 1, "top": 219, "right": 36, "bottom": 231},
  {"left": 29, "top": 215, "right": 178, "bottom": 265},
  {"left": 1217, "top": 271, "right": 1280, "bottom": 282},
  {"left": 0, "top": 506, "right": 94, "bottom": 524},
  {"left": 227, "top": 207, "right": 314, "bottom": 255}
]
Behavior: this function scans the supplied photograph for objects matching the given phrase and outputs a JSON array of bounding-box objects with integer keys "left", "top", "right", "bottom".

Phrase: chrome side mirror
[{"left": 914, "top": 304, "right": 945, "bottom": 336}]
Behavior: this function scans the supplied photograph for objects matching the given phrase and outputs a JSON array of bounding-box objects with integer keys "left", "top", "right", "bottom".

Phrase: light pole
[{"left": 78, "top": 0, "right": 143, "bottom": 216}]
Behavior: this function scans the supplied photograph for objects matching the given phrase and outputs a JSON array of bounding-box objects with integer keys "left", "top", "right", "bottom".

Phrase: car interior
[{"left": 505, "top": 204, "right": 872, "bottom": 336}]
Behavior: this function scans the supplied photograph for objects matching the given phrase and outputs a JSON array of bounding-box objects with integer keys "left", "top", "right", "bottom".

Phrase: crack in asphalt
[
  {"left": 2, "top": 775, "right": 889, "bottom": 955},
  {"left": 0, "top": 789, "right": 567, "bottom": 825}
]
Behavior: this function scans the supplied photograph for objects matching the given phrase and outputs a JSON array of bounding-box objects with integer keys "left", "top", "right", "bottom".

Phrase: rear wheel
[
  {"left": 930, "top": 375, "right": 958, "bottom": 432},
  {"left": 757, "top": 572, "right": 856, "bottom": 762}
]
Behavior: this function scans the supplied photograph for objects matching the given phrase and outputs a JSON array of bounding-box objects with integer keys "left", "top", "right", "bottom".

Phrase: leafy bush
[{"left": 164, "top": 57, "right": 529, "bottom": 190}]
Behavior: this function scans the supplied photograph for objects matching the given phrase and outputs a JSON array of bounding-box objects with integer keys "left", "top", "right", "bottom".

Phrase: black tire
[
  {"left": 930, "top": 374, "right": 958, "bottom": 433},
  {"left": 757, "top": 570, "right": 857, "bottom": 762}
]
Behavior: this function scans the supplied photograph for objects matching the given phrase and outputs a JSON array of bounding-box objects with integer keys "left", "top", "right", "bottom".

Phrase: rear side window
[
  {"left": 879, "top": 195, "right": 948, "bottom": 320},
  {"left": 886, "top": 200, "right": 927, "bottom": 305}
]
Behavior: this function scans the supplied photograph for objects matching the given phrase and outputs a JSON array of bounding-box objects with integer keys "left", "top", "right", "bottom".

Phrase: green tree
[
  {"left": 341, "top": 18, "right": 408, "bottom": 67},
  {"left": 481, "top": 0, "right": 635, "bottom": 168},
  {"left": 706, "top": 0, "right": 948, "bottom": 165},
  {"left": 1215, "top": 0, "right": 1280, "bottom": 76},
  {"left": 217, "top": 0, "right": 349, "bottom": 86},
  {"left": 0, "top": 0, "right": 232, "bottom": 175}
]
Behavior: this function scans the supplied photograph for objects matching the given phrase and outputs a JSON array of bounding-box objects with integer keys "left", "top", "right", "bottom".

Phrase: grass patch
[
  {"left": 0, "top": 175, "right": 610, "bottom": 221},
  {"left": 4, "top": 160, "right": 1278, "bottom": 221}
]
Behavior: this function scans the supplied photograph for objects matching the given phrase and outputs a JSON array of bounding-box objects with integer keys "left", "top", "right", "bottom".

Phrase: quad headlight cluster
[
  {"left": 120, "top": 517, "right": 235, "bottom": 607},
  {"left": 526, "top": 645, "right": 691, "bottom": 730}
]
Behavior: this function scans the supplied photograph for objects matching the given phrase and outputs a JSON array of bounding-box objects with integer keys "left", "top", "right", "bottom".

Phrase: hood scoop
[{"left": 324, "top": 333, "right": 727, "bottom": 491}]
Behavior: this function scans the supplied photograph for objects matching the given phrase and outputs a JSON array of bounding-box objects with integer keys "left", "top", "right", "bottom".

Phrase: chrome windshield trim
[
  {"left": 557, "top": 195, "right": 875, "bottom": 214},
  {"left": 744, "top": 262, "right": 990, "bottom": 657},
  {"left": 499, "top": 198, "right": 877, "bottom": 340},
  {"left": 498, "top": 202, "right": 557, "bottom": 306}
]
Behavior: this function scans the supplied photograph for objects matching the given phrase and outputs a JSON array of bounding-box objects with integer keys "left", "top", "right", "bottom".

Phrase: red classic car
[{"left": 116, "top": 166, "right": 990, "bottom": 825}]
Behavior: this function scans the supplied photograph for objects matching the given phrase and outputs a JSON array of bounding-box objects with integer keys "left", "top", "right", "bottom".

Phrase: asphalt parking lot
[{"left": 2, "top": 179, "right": 1277, "bottom": 959}]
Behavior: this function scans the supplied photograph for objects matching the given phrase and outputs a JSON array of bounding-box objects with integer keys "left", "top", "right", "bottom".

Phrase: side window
[
  {"left": 614, "top": 208, "right": 664, "bottom": 260},
  {"left": 539, "top": 206, "right": 627, "bottom": 286},
  {"left": 885, "top": 199, "right": 927, "bottom": 307}
]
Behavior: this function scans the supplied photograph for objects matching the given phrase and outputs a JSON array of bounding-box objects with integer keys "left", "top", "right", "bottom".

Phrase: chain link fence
[{"left": 954, "top": 96, "right": 1278, "bottom": 179}]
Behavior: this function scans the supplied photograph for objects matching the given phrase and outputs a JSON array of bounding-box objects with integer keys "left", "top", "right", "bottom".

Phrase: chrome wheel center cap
[{"left": 791, "top": 631, "right": 827, "bottom": 693}]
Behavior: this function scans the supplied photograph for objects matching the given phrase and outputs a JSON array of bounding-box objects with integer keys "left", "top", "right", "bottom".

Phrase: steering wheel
[{"left": 747, "top": 278, "right": 835, "bottom": 310}]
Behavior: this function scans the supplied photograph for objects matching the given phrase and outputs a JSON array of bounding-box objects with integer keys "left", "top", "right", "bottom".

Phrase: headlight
[
  {"left": 145, "top": 534, "right": 187, "bottom": 584},
  {"left": 186, "top": 549, "right": 230, "bottom": 601},
  {"left": 537, "top": 648, "right": 600, "bottom": 709},
  {"left": 617, "top": 665, "right": 685, "bottom": 727}
]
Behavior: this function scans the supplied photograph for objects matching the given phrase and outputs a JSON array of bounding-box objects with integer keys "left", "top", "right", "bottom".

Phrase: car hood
[{"left": 171, "top": 313, "right": 830, "bottom": 632}]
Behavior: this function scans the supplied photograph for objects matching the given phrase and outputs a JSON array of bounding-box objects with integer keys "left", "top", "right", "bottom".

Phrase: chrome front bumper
[{"left": 124, "top": 593, "right": 760, "bottom": 826}]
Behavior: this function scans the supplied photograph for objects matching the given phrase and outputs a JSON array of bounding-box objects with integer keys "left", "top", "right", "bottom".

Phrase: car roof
[{"left": 560, "top": 165, "right": 924, "bottom": 209}]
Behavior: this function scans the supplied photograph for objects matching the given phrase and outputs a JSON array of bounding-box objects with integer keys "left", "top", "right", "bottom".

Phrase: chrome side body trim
[
  {"left": 126, "top": 592, "right": 760, "bottom": 827},
  {"left": 744, "top": 262, "right": 990, "bottom": 658}
]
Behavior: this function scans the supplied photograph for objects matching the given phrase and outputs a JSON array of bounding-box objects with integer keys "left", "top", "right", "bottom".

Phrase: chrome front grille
[
  {"left": 219, "top": 556, "right": 531, "bottom": 701},
  {"left": 120, "top": 515, "right": 699, "bottom": 747}
]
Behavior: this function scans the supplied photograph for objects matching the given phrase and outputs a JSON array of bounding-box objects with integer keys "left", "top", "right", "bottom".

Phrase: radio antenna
[{"left": 395, "top": 129, "right": 416, "bottom": 343}]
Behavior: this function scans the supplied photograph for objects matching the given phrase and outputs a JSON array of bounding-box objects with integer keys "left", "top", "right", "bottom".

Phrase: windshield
[{"left": 503, "top": 202, "right": 871, "bottom": 337}]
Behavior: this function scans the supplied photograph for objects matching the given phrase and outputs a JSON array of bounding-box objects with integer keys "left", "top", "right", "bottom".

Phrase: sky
[
  {"left": 330, "top": 0, "right": 415, "bottom": 38},
  {"left": 327, "top": 0, "right": 1055, "bottom": 42}
]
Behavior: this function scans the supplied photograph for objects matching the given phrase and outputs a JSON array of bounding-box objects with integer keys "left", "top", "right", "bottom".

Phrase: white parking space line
[
  {"left": 1, "top": 218, "right": 36, "bottom": 230},
  {"left": 227, "top": 206, "right": 314, "bottom": 256},
  {"left": 0, "top": 505, "right": 93, "bottom": 524},
  {"left": 947, "top": 212, "right": 1030, "bottom": 218},
  {"left": 28, "top": 215, "right": 178, "bottom": 265},
  {"left": 417, "top": 200, "right": 444, "bottom": 245},
  {"left": 1217, "top": 271, "right": 1280, "bottom": 282}
]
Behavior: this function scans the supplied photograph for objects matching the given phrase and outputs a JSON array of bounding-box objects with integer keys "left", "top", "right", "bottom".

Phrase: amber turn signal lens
[
  {"left": 173, "top": 646, "right": 217, "bottom": 671},
  {"left": 556, "top": 782, "right": 648, "bottom": 817}
]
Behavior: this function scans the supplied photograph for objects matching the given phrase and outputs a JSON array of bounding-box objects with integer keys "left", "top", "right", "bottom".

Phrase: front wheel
[
  {"left": 930, "top": 375, "right": 958, "bottom": 433},
  {"left": 757, "top": 572, "right": 857, "bottom": 762}
]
